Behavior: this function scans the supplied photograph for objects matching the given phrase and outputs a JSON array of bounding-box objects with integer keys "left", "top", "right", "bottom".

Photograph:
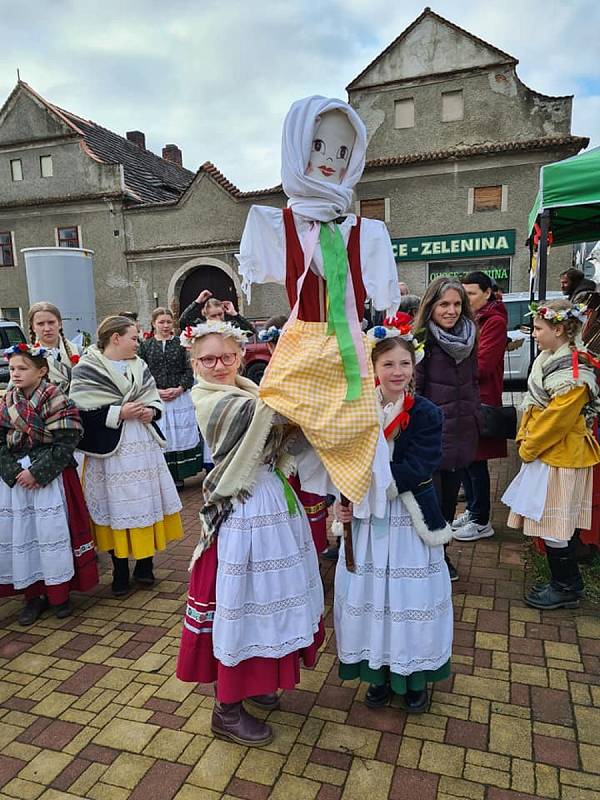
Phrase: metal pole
[{"left": 537, "top": 209, "right": 550, "bottom": 302}]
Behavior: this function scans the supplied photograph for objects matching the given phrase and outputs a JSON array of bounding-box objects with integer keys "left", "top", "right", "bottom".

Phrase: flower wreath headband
[
  {"left": 527, "top": 302, "right": 587, "bottom": 325},
  {"left": 367, "top": 312, "right": 425, "bottom": 364},
  {"left": 4, "top": 342, "right": 49, "bottom": 361},
  {"left": 257, "top": 325, "right": 282, "bottom": 344},
  {"left": 180, "top": 320, "right": 251, "bottom": 349}
]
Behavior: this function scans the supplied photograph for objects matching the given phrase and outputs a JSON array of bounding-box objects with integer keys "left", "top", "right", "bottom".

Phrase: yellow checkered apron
[{"left": 260, "top": 320, "right": 379, "bottom": 503}]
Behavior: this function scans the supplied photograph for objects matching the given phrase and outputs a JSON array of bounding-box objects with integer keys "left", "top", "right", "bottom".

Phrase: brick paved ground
[{"left": 1, "top": 454, "right": 599, "bottom": 800}]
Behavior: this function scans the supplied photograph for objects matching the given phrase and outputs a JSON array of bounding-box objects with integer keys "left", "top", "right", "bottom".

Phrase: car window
[
  {"left": 505, "top": 300, "right": 531, "bottom": 330},
  {"left": 2, "top": 325, "right": 26, "bottom": 346}
]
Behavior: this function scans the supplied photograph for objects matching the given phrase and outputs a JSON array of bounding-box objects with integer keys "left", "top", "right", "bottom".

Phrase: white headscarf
[{"left": 281, "top": 95, "right": 367, "bottom": 222}]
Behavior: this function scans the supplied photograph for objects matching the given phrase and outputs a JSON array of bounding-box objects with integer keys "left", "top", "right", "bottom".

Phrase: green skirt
[
  {"left": 339, "top": 658, "right": 451, "bottom": 694},
  {"left": 165, "top": 444, "right": 203, "bottom": 481}
]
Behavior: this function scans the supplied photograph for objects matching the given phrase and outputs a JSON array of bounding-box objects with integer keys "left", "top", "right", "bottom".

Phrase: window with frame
[
  {"left": 0, "top": 232, "right": 14, "bottom": 267},
  {"left": 57, "top": 226, "right": 80, "bottom": 248},
  {"left": 40, "top": 155, "right": 53, "bottom": 178},
  {"left": 0, "top": 307, "right": 21, "bottom": 324},
  {"left": 360, "top": 198, "right": 386, "bottom": 221},
  {"left": 394, "top": 98, "right": 415, "bottom": 129},
  {"left": 10, "top": 159, "right": 23, "bottom": 181},
  {"left": 442, "top": 90, "right": 464, "bottom": 122},
  {"left": 473, "top": 185, "right": 502, "bottom": 212}
]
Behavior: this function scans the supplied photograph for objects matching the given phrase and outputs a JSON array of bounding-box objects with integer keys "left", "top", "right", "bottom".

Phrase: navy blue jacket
[{"left": 390, "top": 394, "right": 447, "bottom": 533}]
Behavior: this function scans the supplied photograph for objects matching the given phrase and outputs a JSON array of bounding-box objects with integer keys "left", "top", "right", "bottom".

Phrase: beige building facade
[{"left": 0, "top": 9, "right": 588, "bottom": 330}]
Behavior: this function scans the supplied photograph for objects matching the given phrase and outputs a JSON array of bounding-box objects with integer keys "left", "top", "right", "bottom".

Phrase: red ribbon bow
[{"left": 383, "top": 311, "right": 413, "bottom": 336}]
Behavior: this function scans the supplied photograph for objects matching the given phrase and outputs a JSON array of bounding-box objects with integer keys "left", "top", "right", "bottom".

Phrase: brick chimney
[
  {"left": 162, "top": 144, "right": 183, "bottom": 167},
  {"left": 126, "top": 130, "right": 146, "bottom": 149}
]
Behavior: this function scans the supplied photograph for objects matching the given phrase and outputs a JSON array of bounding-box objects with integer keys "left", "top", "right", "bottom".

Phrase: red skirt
[
  {"left": 288, "top": 474, "right": 329, "bottom": 554},
  {"left": 0, "top": 466, "right": 98, "bottom": 602},
  {"left": 176, "top": 540, "right": 324, "bottom": 703}
]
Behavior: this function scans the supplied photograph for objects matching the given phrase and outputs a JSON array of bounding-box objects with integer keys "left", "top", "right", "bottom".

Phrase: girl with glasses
[{"left": 176, "top": 321, "right": 324, "bottom": 747}]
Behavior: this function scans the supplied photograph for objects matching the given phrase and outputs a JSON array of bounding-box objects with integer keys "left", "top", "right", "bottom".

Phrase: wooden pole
[{"left": 340, "top": 495, "right": 355, "bottom": 572}]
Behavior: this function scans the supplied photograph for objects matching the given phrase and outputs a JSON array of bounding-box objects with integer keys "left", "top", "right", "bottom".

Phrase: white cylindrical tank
[{"left": 22, "top": 247, "right": 97, "bottom": 341}]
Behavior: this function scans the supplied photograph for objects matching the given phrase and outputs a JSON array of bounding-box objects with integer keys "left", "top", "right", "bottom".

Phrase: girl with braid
[
  {"left": 503, "top": 299, "right": 600, "bottom": 609},
  {"left": 28, "top": 302, "right": 82, "bottom": 392}
]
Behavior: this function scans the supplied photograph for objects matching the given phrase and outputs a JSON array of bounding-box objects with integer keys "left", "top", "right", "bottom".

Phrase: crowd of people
[{"left": 1, "top": 270, "right": 599, "bottom": 748}]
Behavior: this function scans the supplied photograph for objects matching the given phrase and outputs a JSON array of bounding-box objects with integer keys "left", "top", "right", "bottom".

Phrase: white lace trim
[
  {"left": 217, "top": 579, "right": 319, "bottom": 621},
  {"left": 337, "top": 645, "right": 452, "bottom": 674},
  {"left": 390, "top": 514, "right": 416, "bottom": 527},
  {"left": 221, "top": 510, "right": 298, "bottom": 531},
  {"left": 213, "top": 629, "right": 320, "bottom": 663},
  {"left": 338, "top": 595, "right": 453, "bottom": 622},
  {"left": 219, "top": 540, "right": 313, "bottom": 575},
  {"left": 0, "top": 504, "right": 66, "bottom": 519},
  {"left": 351, "top": 560, "right": 444, "bottom": 579}
]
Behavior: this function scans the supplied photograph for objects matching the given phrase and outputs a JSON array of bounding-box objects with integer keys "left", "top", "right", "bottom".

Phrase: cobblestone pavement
[{"left": 1, "top": 462, "right": 599, "bottom": 800}]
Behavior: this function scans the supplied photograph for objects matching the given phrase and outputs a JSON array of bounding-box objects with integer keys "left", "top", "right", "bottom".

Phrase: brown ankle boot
[{"left": 211, "top": 701, "right": 273, "bottom": 746}]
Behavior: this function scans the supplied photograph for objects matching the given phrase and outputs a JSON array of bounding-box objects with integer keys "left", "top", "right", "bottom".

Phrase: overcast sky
[{"left": 2, "top": 0, "right": 599, "bottom": 190}]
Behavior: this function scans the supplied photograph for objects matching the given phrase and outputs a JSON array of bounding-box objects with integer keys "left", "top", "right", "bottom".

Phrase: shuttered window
[
  {"left": 360, "top": 198, "right": 386, "bottom": 221},
  {"left": 0, "top": 232, "right": 14, "bottom": 266},
  {"left": 473, "top": 185, "right": 502, "bottom": 212}
]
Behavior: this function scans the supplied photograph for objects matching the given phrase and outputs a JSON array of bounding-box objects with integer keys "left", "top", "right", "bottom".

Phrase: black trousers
[
  {"left": 433, "top": 469, "right": 463, "bottom": 524},
  {"left": 461, "top": 460, "right": 491, "bottom": 525}
]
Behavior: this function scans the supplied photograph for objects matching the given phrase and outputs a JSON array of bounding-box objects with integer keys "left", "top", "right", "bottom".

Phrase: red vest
[{"left": 282, "top": 208, "right": 366, "bottom": 322}]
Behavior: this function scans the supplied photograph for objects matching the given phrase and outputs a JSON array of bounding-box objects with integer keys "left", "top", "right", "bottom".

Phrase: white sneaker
[
  {"left": 452, "top": 521, "right": 495, "bottom": 541},
  {"left": 452, "top": 510, "right": 472, "bottom": 529}
]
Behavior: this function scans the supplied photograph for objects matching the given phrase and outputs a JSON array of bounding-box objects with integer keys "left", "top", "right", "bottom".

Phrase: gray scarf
[{"left": 428, "top": 318, "right": 476, "bottom": 363}]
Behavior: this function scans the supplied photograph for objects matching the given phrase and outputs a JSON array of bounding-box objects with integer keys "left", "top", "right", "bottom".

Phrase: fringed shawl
[
  {"left": 45, "top": 338, "right": 80, "bottom": 391},
  {"left": 523, "top": 342, "right": 600, "bottom": 425},
  {"left": 69, "top": 346, "right": 164, "bottom": 445},
  {"left": 0, "top": 378, "right": 82, "bottom": 451},
  {"left": 191, "top": 374, "right": 293, "bottom": 567}
]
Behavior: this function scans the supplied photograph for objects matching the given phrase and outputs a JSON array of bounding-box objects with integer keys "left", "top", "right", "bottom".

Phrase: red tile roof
[{"left": 365, "top": 135, "right": 589, "bottom": 169}]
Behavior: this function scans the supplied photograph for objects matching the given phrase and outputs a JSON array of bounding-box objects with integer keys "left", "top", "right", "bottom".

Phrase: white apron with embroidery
[
  {"left": 212, "top": 465, "right": 324, "bottom": 667},
  {"left": 334, "top": 496, "right": 453, "bottom": 674},
  {"left": 0, "top": 456, "right": 74, "bottom": 589}
]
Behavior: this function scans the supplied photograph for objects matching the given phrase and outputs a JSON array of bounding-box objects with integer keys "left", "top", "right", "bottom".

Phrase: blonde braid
[{"left": 60, "top": 330, "right": 73, "bottom": 361}]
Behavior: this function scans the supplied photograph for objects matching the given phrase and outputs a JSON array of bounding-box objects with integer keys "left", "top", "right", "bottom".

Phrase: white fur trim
[{"left": 400, "top": 491, "right": 453, "bottom": 547}]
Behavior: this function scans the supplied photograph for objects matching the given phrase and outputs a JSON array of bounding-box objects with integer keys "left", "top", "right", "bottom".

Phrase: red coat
[{"left": 474, "top": 299, "right": 508, "bottom": 461}]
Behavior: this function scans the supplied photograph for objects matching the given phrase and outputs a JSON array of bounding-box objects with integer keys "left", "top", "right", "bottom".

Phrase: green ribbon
[
  {"left": 319, "top": 224, "right": 362, "bottom": 401},
  {"left": 275, "top": 468, "right": 299, "bottom": 516}
]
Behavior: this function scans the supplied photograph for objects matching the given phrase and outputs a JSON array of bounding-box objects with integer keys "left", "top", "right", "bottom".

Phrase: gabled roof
[
  {"left": 1, "top": 82, "right": 195, "bottom": 204},
  {"left": 347, "top": 7, "right": 517, "bottom": 90},
  {"left": 127, "top": 161, "right": 283, "bottom": 209},
  {"left": 126, "top": 135, "right": 588, "bottom": 212}
]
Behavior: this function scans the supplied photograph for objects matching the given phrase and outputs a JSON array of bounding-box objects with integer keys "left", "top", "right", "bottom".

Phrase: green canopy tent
[{"left": 528, "top": 145, "right": 600, "bottom": 300}]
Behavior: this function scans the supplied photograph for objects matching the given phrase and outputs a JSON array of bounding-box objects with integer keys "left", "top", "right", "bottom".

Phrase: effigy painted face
[{"left": 306, "top": 109, "right": 356, "bottom": 185}]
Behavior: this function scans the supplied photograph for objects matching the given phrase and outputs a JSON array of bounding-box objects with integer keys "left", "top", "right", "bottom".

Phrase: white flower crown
[
  {"left": 366, "top": 314, "right": 425, "bottom": 364},
  {"left": 527, "top": 302, "right": 587, "bottom": 324},
  {"left": 180, "top": 320, "right": 250, "bottom": 349}
]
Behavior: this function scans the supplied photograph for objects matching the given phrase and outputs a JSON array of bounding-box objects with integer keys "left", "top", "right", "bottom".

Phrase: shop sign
[
  {"left": 391, "top": 230, "right": 516, "bottom": 262},
  {"left": 427, "top": 258, "right": 511, "bottom": 292}
]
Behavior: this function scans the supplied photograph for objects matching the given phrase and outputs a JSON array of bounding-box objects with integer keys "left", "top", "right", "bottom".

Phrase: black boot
[
  {"left": 525, "top": 542, "right": 583, "bottom": 610},
  {"left": 110, "top": 552, "right": 131, "bottom": 597},
  {"left": 18, "top": 596, "right": 49, "bottom": 626},
  {"left": 133, "top": 557, "right": 155, "bottom": 587},
  {"left": 401, "top": 688, "right": 429, "bottom": 714},
  {"left": 365, "top": 683, "right": 392, "bottom": 708}
]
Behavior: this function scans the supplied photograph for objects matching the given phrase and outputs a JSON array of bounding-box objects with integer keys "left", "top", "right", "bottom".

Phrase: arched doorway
[{"left": 179, "top": 265, "right": 238, "bottom": 314}]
